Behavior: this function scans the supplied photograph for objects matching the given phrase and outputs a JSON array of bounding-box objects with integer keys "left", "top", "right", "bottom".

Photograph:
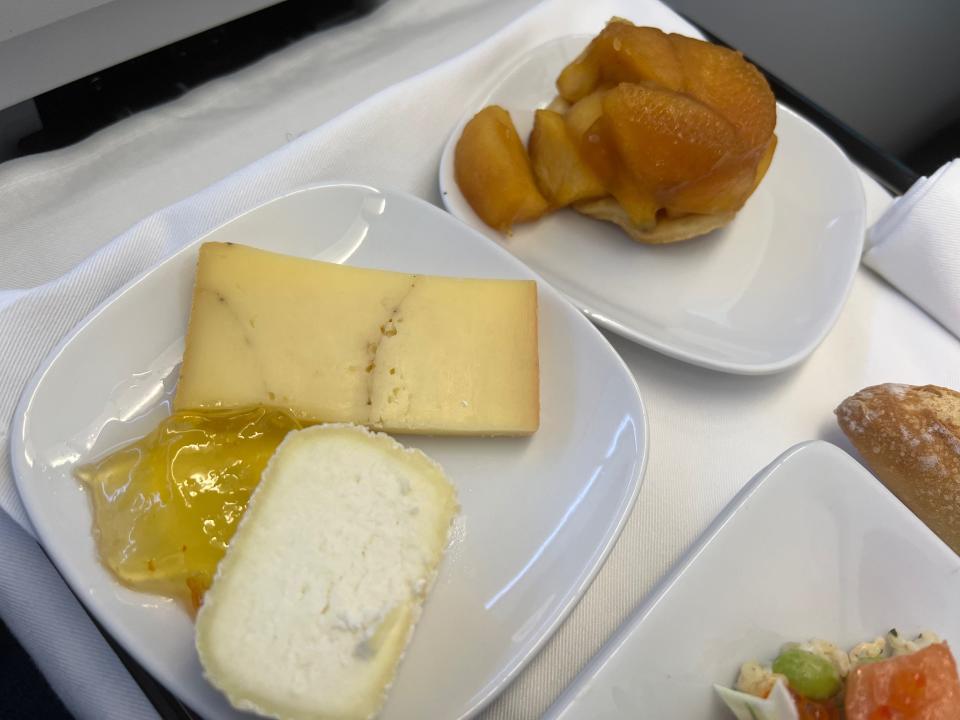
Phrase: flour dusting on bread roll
[
  {"left": 196, "top": 424, "right": 458, "bottom": 720},
  {"left": 835, "top": 384, "right": 960, "bottom": 554}
]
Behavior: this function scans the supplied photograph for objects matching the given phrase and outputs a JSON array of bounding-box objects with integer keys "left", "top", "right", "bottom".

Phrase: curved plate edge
[
  {"left": 438, "top": 37, "right": 868, "bottom": 375},
  {"left": 9, "top": 181, "right": 651, "bottom": 719}
]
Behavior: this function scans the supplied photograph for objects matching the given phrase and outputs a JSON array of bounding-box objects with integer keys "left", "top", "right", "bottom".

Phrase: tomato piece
[
  {"left": 845, "top": 643, "right": 960, "bottom": 719},
  {"left": 789, "top": 688, "right": 842, "bottom": 720}
]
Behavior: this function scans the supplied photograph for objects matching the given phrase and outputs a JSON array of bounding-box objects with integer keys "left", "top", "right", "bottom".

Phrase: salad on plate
[{"left": 716, "top": 629, "right": 960, "bottom": 719}]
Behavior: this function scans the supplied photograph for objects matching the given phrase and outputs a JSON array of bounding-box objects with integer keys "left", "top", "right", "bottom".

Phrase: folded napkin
[
  {"left": 863, "top": 159, "right": 960, "bottom": 338},
  {"left": 0, "top": 0, "right": 696, "bottom": 717}
]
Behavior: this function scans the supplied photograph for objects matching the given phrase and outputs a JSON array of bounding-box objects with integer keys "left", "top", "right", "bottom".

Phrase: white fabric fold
[{"left": 864, "top": 159, "right": 960, "bottom": 338}]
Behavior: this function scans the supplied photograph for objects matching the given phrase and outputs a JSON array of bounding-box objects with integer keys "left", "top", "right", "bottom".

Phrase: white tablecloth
[{"left": 2, "top": 0, "right": 958, "bottom": 718}]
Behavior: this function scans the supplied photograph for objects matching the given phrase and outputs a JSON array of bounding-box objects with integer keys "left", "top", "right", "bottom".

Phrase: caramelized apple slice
[
  {"left": 609, "top": 179, "right": 659, "bottom": 228},
  {"left": 752, "top": 134, "right": 778, "bottom": 190},
  {"left": 564, "top": 89, "right": 608, "bottom": 143},
  {"left": 557, "top": 19, "right": 683, "bottom": 102},
  {"left": 557, "top": 46, "right": 601, "bottom": 104},
  {"left": 529, "top": 109, "right": 606, "bottom": 207},
  {"left": 669, "top": 33, "right": 776, "bottom": 150},
  {"left": 578, "top": 117, "right": 658, "bottom": 228},
  {"left": 662, "top": 133, "right": 777, "bottom": 215},
  {"left": 601, "top": 83, "right": 741, "bottom": 189},
  {"left": 593, "top": 21, "right": 683, "bottom": 91},
  {"left": 660, "top": 152, "right": 759, "bottom": 215},
  {"left": 454, "top": 105, "right": 550, "bottom": 233}
]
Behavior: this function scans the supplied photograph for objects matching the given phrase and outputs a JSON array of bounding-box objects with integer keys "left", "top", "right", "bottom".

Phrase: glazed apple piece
[
  {"left": 564, "top": 89, "right": 608, "bottom": 144},
  {"left": 529, "top": 109, "right": 606, "bottom": 207},
  {"left": 593, "top": 21, "right": 683, "bottom": 91},
  {"left": 556, "top": 46, "right": 600, "bottom": 104},
  {"left": 563, "top": 89, "right": 659, "bottom": 223},
  {"left": 454, "top": 105, "right": 550, "bottom": 233},
  {"left": 664, "top": 130, "right": 778, "bottom": 215},
  {"left": 606, "top": 179, "right": 658, "bottom": 229},
  {"left": 669, "top": 33, "right": 776, "bottom": 151},
  {"left": 660, "top": 150, "right": 761, "bottom": 216},
  {"left": 752, "top": 134, "right": 778, "bottom": 189},
  {"left": 578, "top": 116, "right": 658, "bottom": 229},
  {"left": 600, "top": 82, "right": 741, "bottom": 190},
  {"left": 556, "top": 19, "right": 683, "bottom": 102}
]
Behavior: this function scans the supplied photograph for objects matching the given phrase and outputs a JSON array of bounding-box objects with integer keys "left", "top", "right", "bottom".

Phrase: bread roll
[
  {"left": 835, "top": 384, "right": 960, "bottom": 554},
  {"left": 196, "top": 424, "right": 458, "bottom": 720}
]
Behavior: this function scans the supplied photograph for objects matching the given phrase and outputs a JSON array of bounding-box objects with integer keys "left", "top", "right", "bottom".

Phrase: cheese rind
[
  {"left": 175, "top": 243, "right": 539, "bottom": 435},
  {"left": 195, "top": 424, "right": 458, "bottom": 720}
]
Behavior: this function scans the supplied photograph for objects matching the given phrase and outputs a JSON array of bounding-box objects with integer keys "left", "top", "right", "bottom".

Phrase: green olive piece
[{"left": 772, "top": 648, "right": 841, "bottom": 700}]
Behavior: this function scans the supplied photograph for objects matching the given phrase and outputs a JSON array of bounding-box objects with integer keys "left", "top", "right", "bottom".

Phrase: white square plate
[
  {"left": 10, "top": 183, "right": 648, "bottom": 719},
  {"left": 439, "top": 36, "right": 867, "bottom": 374},
  {"left": 545, "top": 440, "right": 960, "bottom": 719}
]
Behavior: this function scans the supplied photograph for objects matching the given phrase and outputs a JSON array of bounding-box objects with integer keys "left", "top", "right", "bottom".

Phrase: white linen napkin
[
  {"left": 0, "top": 0, "right": 697, "bottom": 717},
  {"left": 0, "top": 510, "right": 161, "bottom": 720},
  {"left": 863, "top": 159, "right": 960, "bottom": 338}
]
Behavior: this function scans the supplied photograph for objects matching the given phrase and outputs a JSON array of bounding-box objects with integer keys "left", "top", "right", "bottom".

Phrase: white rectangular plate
[
  {"left": 10, "top": 183, "right": 648, "bottom": 720},
  {"left": 546, "top": 440, "right": 960, "bottom": 719}
]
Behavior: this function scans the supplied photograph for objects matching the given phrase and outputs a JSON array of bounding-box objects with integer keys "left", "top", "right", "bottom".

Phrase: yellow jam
[{"left": 75, "top": 406, "right": 300, "bottom": 612}]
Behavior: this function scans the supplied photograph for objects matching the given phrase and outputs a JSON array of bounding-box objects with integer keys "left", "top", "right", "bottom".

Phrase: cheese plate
[{"left": 10, "top": 183, "right": 648, "bottom": 719}]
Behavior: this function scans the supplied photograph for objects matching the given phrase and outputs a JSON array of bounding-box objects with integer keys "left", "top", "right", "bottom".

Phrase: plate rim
[
  {"left": 438, "top": 34, "right": 868, "bottom": 375},
  {"left": 10, "top": 180, "right": 650, "bottom": 719},
  {"left": 542, "top": 439, "right": 958, "bottom": 718}
]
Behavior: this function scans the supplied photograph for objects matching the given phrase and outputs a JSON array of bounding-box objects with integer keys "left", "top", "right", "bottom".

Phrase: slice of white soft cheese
[{"left": 195, "top": 424, "right": 458, "bottom": 720}]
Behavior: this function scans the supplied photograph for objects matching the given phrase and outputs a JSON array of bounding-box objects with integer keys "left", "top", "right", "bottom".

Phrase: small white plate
[
  {"left": 10, "top": 183, "right": 648, "bottom": 720},
  {"left": 439, "top": 36, "right": 867, "bottom": 374},
  {"left": 545, "top": 440, "right": 960, "bottom": 719}
]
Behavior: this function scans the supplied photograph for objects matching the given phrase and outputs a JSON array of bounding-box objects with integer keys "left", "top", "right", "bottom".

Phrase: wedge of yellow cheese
[{"left": 174, "top": 242, "right": 539, "bottom": 435}]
